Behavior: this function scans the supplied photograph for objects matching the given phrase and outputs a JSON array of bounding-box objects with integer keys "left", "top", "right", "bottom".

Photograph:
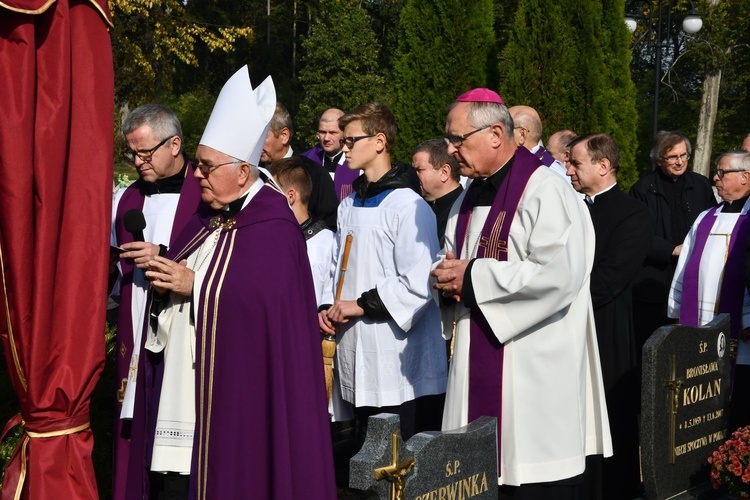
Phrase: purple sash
[
  {"left": 301, "top": 145, "right": 358, "bottom": 201},
  {"left": 112, "top": 161, "right": 202, "bottom": 500},
  {"left": 453, "top": 147, "right": 541, "bottom": 473},
  {"left": 113, "top": 161, "right": 201, "bottom": 390},
  {"left": 680, "top": 203, "right": 750, "bottom": 348},
  {"left": 535, "top": 146, "right": 556, "bottom": 168}
]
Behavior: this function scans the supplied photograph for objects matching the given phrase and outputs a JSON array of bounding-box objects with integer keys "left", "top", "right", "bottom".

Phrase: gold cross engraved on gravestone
[
  {"left": 373, "top": 430, "right": 415, "bottom": 500},
  {"left": 664, "top": 355, "right": 683, "bottom": 464}
]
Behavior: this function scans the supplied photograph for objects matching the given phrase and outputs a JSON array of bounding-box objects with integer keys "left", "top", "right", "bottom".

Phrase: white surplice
[
  {"left": 307, "top": 226, "right": 354, "bottom": 421},
  {"left": 321, "top": 188, "right": 447, "bottom": 408},
  {"left": 668, "top": 199, "right": 750, "bottom": 364},
  {"left": 439, "top": 167, "right": 612, "bottom": 486},
  {"left": 146, "top": 178, "right": 264, "bottom": 473},
  {"left": 306, "top": 228, "right": 335, "bottom": 306}
]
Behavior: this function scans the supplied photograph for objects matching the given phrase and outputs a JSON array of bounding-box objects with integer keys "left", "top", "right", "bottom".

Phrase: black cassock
[{"left": 587, "top": 185, "right": 652, "bottom": 500}]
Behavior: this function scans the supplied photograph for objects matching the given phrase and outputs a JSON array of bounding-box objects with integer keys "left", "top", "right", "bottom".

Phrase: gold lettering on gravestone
[
  {"left": 681, "top": 378, "right": 721, "bottom": 406},
  {"left": 414, "top": 470, "right": 490, "bottom": 500},
  {"left": 373, "top": 431, "right": 415, "bottom": 500},
  {"left": 664, "top": 355, "right": 683, "bottom": 464}
]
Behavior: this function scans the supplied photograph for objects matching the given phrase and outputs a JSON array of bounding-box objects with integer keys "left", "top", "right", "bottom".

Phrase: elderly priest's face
[{"left": 194, "top": 145, "right": 251, "bottom": 210}]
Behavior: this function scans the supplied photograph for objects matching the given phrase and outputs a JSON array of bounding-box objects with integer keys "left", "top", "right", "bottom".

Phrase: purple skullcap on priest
[{"left": 455, "top": 88, "right": 505, "bottom": 105}]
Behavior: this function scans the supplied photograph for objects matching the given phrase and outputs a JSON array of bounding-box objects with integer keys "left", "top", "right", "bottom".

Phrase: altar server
[{"left": 318, "top": 102, "right": 448, "bottom": 442}]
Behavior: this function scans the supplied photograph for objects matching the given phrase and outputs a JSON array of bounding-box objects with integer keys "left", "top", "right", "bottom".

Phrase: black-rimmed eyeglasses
[
  {"left": 340, "top": 134, "right": 376, "bottom": 149},
  {"left": 122, "top": 136, "right": 174, "bottom": 163},
  {"left": 716, "top": 168, "right": 746, "bottom": 179},
  {"left": 444, "top": 125, "right": 490, "bottom": 148}
]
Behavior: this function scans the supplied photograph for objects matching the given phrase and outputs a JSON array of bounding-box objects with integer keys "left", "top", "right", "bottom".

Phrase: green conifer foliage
[
  {"left": 501, "top": 0, "right": 639, "bottom": 189},
  {"left": 296, "top": 0, "right": 387, "bottom": 148},
  {"left": 392, "top": 0, "right": 495, "bottom": 162}
]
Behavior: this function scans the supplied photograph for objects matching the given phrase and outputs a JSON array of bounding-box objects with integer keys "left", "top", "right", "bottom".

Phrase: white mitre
[{"left": 199, "top": 65, "right": 276, "bottom": 167}]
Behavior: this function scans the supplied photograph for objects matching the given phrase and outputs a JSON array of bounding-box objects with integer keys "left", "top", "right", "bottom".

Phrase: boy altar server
[
  {"left": 268, "top": 157, "right": 335, "bottom": 305},
  {"left": 318, "top": 103, "right": 448, "bottom": 442}
]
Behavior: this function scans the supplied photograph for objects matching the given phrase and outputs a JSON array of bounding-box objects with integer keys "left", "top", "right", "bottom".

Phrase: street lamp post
[{"left": 625, "top": 0, "right": 703, "bottom": 139}]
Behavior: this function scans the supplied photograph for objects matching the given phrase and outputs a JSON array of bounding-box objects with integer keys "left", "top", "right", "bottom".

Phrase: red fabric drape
[{"left": 0, "top": 0, "right": 113, "bottom": 498}]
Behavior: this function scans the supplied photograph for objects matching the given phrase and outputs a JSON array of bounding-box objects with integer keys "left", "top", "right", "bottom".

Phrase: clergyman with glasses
[
  {"left": 629, "top": 130, "right": 716, "bottom": 353},
  {"left": 140, "top": 66, "right": 336, "bottom": 498},
  {"left": 668, "top": 151, "right": 750, "bottom": 432},
  {"left": 110, "top": 103, "right": 202, "bottom": 500},
  {"left": 431, "top": 88, "right": 612, "bottom": 497}
]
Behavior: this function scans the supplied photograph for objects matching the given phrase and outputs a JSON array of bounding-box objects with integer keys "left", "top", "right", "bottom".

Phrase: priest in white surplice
[
  {"left": 432, "top": 89, "right": 612, "bottom": 497},
  {"left": 668, "top": 151, "right": 750, "bottom": 431}
]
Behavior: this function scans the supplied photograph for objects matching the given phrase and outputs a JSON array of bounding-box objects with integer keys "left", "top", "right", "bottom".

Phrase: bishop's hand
[
  {"left": 146, "top": 257, "right": 194, "bottom": 297},
  {"left": 431, "top": 251, "right": 469, "bottom": 301}
]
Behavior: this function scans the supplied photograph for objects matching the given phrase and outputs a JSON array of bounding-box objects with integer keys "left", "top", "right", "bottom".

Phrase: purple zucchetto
[{"left": 455, "top": 88, "right": 505, "bottom": 105}]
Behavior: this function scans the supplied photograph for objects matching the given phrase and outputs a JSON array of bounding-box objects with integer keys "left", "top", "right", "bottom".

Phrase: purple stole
[
  {"left": 453, "top": 147, "right": 541, "bottom": 473},
  {"left": 301, "top": 145, "right": 358, "bottom": 201},
  {"left": 535, "top": 146, "right": 556, "bottom": 168},
  {"left": 112, "top": 161, "right": 202, "bottom": 500},
  {"left": 679, "top": 204, "right": 750, "bottom": 377}
]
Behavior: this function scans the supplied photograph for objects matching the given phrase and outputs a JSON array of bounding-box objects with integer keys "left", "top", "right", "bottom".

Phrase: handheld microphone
[{"left": 123, "top": 209, "right": 147, "bottom": 242}]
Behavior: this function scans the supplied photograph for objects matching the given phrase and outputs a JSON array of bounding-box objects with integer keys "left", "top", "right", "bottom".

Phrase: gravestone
[
  {"left": 350, "top": 414, "right": 497, "bottom": 499},
  {"left": 641, "top": 314, "right": 731, "bottom": 498}
]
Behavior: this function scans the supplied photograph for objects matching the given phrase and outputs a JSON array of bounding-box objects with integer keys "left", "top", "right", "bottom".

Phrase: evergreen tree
[
  {"left": 501, "top": 0, "right": 639, "bottom": 190},
  {"left": 296, "top": 0, "right": 388, "bottom": 148},
  {"left": 501, "top": 0, "right": 581, "bottom": 130},
  {"left": 392, "top": 0, "right": 495, "bottom": 162}
]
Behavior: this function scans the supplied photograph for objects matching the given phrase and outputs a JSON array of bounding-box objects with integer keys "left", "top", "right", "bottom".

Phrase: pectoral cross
[
  {"left": 664, "top": 355, "right": 683, "bottom": 464},
  {"left": 373, "top": 431, "right": 415, "bottom": 500}
]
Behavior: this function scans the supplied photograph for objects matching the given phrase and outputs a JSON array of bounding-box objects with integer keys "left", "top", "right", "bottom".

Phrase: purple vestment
[
  {"left": 534, "top": 145, "right": 556, "bottom": 168},
  {"left": 680, "top": 204, "right": 750, "bottom": 376},
  {"left": 112, "top": 161, "right": 202, "bottom": 500},
  {"left": 453, "top": 147, "right": 541, "bottom": 475},
  {"left": 156, "top": 185, "right": 336, "bottom": 499},
  {"left": 301, "top": 144, "right": 359, "bottom": 201}
]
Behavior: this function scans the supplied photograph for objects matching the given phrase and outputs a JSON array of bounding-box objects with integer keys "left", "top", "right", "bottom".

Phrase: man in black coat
[
  {"left": 259, "top": 102, "right": 339, "bottom": 229},
  {"left": 568, "top": 133, "right": 653, "bottom": 500},
  {"left": 411, "top": 138, "right": 463, "bottom": 248},
  {"left": 629, "top": 131, "right": 715, "bottom": 349}
]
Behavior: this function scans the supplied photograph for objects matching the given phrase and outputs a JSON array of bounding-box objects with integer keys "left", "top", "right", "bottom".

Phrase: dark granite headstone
[
  {"left": 641, "top": 314, "right": 731, "bottom": 498},
  {"left": 350, "top": 414, "right": 497, "bottom": 499}
]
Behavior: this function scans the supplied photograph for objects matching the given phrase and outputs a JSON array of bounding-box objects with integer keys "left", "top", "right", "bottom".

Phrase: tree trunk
[
  {"left": 693, "top": 69, "right": 721, "bottom": 178},
  {"left": 693, "top": 0, "right": 721, "bottom": 178}
]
